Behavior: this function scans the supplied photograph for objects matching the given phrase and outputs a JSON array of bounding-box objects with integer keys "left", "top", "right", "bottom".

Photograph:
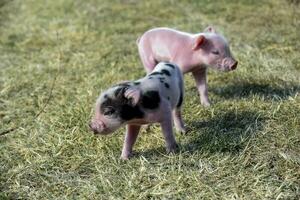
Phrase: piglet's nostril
[
  {"left": 89, "top": 122, "right": 98, "bottom": 133},
  {"left": 231, "top": 61, "right": 238, "bottom": 70}
]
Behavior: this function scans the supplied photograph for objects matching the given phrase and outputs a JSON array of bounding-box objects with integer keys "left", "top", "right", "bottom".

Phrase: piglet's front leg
[
  {"left": 192, "top": 68, "right": 211, "bottom": 107},
  {"left": 121, "top": 124, "right": 141, "bottom": 160}
]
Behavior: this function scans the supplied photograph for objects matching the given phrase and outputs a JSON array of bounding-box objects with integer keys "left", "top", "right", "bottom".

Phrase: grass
[{"left": 0, "top": 0, "right": 299, "bottom": 199}]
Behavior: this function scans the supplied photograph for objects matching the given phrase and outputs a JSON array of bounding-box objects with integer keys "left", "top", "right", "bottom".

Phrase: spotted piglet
[{"left": 89, "top": 62, "right": 186, "bottom": 159}]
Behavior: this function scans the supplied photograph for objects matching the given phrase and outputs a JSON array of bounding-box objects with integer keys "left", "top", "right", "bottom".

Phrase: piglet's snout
[
  {"left": 222, "top": 58, "right": 238, "bottom": 71},
  {"left": 89, "top": 120, "right": 106, "bottom": 134}
]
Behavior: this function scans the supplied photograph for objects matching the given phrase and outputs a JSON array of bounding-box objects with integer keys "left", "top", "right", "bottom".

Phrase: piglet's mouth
[{"left": 218, "top": 64, "right": 237, "bottom": 72}]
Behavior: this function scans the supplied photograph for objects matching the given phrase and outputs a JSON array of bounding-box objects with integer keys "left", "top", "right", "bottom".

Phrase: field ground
[{"left": 0, "top": 0, "right": 300, "bottom": 199}]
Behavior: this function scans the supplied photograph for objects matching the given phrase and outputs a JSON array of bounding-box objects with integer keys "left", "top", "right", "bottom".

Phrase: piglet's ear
[
  {"left": 204, "top": 26, "right": 216, "bottom": 33},
  {"left": 124, "top": 87, "right": 141, "bottom": 106},
  {"left": 192, "top": 35, "right": 205, "bottom": 51}
]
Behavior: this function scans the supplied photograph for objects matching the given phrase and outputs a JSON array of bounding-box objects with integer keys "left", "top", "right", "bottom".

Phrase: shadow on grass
[
  {"left": 182, "top": 110, "right": 265, "bottom": 154},
  {"left": 211, "top": 82, "right": 300, "bottom": 100},
  {"left": 138, "top": 110, "right": 265, "bottom": 158}
]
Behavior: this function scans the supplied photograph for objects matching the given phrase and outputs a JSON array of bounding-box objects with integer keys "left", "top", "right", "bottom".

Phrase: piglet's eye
[
  {"left": 212, "top": 50, "right": 219, "bottom": 55},
  {"left": 103, "top": 107, "right": 115, "bottom": 115}
]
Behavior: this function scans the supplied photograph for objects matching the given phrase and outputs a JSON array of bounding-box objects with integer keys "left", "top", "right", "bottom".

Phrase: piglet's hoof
[
  {"left": 201, "top": 101, "right": 211, "bottom": 107},
  {"left": 142, "top": 124, "right": 152, "bottom": 132},
  {"left": 120, "top": 152, "right": 133, "bottom": 160},
  {"left": 166, "top": 143, "right": 179, "bottom": 154},
  {"left": 175, "top": 125, "right": 190, "bottom": 135},
  {"left": 180, "top": 127, "right": 191, "bottom": 135}
]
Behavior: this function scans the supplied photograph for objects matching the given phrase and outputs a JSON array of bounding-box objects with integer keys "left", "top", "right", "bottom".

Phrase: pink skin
[{"left": 137, "top": 26, "right": 238, "bottom": 106}]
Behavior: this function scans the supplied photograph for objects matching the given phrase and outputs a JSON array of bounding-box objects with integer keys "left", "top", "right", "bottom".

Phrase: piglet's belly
[
  {"left": 128, "top": 119, "right": 149, "bottom": 125},
  {"left": 128, "top": 113, "right": 162, "bottom": 125}
]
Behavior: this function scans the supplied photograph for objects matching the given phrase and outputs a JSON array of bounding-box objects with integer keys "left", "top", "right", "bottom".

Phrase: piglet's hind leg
[
  {"left": 138, "top": 45, "right": 157, "bottom": 73},
  {"left": 172, "top": 109, "right": 187, "bottom": 134},
  {"left": 160, "top": 109, "right": 178, "bottom": 154}
]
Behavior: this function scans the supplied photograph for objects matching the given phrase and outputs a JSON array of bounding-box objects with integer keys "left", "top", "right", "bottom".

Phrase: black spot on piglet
[
  {"left": 149, "top": 72, "right": 161, "bottom": 76},
  {"left": 101, "top": 92, "right": 144, "bottom": 121},
  {"left": 161, "top": 69, "right": 171, "bottom": 76},
  {"left": 141, "top": 90, "right": 160, "bottom": 109},
  {"left": 120, "top": 105, "right": 144, "bottom": 120},
  {"left": 164, "top": 63, "right": 175, "bottom": 69},
  {"left": 114, "top": 87, "right": 127, "bottom": 98}
]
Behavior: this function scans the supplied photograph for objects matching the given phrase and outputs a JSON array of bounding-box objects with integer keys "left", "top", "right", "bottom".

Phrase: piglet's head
[
  {"left": 89, "top": 83, "right": 144, "bottom": 135},
  {"left": 192, "top": 26, "right": 238, "bottom": 72}
]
